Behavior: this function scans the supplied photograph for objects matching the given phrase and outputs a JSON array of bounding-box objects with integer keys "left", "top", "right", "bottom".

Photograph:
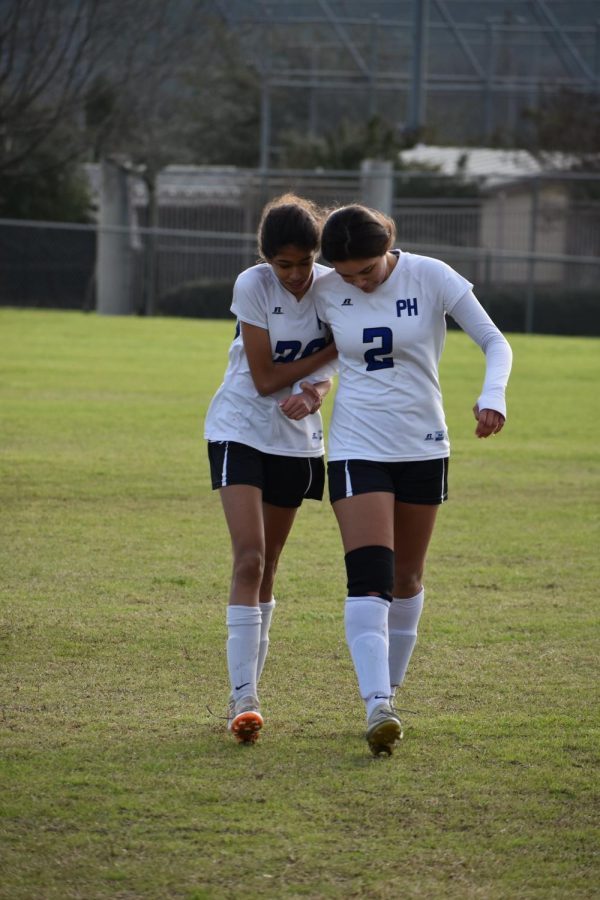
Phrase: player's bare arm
[{"left": 242, "top": 322, "right": 337, "bottom": 396}]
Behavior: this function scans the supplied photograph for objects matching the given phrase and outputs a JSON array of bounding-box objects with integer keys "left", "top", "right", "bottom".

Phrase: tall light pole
[{"left": 407, "top": 0, "right": 429, "bottom": 136}]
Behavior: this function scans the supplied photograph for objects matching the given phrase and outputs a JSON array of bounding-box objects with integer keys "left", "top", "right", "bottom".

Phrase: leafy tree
[
  {"left": 523, "top": 87, "right": 600, "bottom": 171},
  {"left": 80, "top": 12, "right": 260, "bottom": 172},
  {"left": 183, "top": 22, "right": 260, "bottom": 167},
  {"left": 278, "top": 116, "right": 480, "bottom": 199},
  {"left": 521, "top": 87, "right": 600, "bottom": 203},
  {"left": 278, "top": 116, "right": 410, "bottom": 170},
  {"left": 0, "top": 133, "right": 93, "bottom": 222}
]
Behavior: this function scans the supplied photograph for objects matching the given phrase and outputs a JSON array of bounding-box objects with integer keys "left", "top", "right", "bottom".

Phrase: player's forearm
[
  {"left": 253, "top": 343, "right": 337, "bottom": 395},
  {"left": 451, "top": 290, "right": 512, "bottom": 416}
]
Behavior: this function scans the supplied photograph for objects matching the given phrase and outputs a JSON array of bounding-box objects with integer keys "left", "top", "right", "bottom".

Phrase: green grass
[{"left": 1, "top": 308, "right": 598, "bottom": 900}]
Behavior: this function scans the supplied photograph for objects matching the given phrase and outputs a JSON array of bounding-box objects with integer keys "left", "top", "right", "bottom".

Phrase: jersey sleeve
[
  {"left": 230, "top": 270, "right": 269, "bottom": 329},
  {"left": 437, "top": 261, "right": 474, "bottom": 314},
  {"left": 411, "top": 255, "right": 473, "bottom": 315},
  {"left": 449, "top": 289, "right": 513, "bottom": 417}
]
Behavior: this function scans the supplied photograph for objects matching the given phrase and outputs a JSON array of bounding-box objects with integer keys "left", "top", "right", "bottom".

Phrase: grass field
[{"left": 1, "top": 308, "right": 598, "bottom": 900}]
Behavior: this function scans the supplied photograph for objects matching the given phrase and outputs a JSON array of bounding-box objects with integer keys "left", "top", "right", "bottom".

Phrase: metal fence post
[
  {"left": 97, "top": 159, "right": 134, "bottom": 315},
  {"left": 525, "top": 178, "right": 540, "bottom": 334},
  {"left": 360, "top": 159, "right": 394, "bottom": 216}
]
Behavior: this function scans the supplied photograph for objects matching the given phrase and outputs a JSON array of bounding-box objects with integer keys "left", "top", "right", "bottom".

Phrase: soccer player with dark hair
[
  {"left": 314, "top": 204, "right": 512, "bottom": 756},
  {"left": 205, "top": 194, "right": 337, "bottom": 743}
]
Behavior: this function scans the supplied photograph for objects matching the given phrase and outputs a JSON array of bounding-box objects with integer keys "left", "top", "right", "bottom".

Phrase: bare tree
[
  {"left": 0, "top": 0, "right": 110, "bottom": 174},
  {"left": 91, "top": 3, "right": 233, "bottom": 314},
  {"left": 0, "top": 0, "right": 212, "bottom": 174},
  {"left": 0, "top": 0, "right": 261, "bottom": 309}
]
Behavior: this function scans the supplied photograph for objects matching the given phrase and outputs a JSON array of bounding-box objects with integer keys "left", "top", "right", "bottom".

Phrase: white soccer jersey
[
  {"left": 204, "top": 262, "right": 336, "bottom": 457},
  {"left": 314, "top": 251, "right": 511, "bottom": 462}
]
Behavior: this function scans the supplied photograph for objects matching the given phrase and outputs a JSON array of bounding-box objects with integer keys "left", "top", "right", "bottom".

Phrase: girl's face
[
  {"left": 269, "top": 245, "right": 316, "bottom": 299},
  {"left": 332, "top": 254, "right": 389, "bottom": 293}
]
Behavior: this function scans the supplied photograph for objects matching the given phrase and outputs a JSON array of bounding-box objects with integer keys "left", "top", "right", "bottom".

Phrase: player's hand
[
  {"left": 299, "top": 381, "right": 322, "bottom": 411},
  {"left": 473, "top": 404, "right": 505, "bottom": 438},
  {"left": 279, "top": 391, "right": 316, "bottom": 420}
]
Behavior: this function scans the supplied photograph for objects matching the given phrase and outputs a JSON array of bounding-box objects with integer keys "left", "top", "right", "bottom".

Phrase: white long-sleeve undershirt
[{"left": 449, "top": 290, "right": 513, "bottom": 418}]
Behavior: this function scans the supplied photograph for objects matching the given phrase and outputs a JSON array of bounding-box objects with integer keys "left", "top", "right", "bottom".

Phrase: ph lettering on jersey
[{"left": 396, "top": 298, "right": 418, "bottom": 317}]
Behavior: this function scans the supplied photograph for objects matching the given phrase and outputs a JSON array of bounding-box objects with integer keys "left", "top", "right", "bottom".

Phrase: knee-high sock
[
  {"left": 256, "top": 598, "right": 276, "bottom": 682},
  {"left": 226, "top": 605, "right": 261, "bottom": 701},
  {"left": 344, "top": 596, "right": 391, "bottom": 717},
  {"left": 388, "top": 588, "right": 424, "bottom": 690}
]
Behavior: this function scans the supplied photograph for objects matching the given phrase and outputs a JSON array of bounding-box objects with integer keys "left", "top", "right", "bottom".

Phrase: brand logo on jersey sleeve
[
  {"left": 396, "top": 298, "right": 418, "bottom": 317},
  {"left": 342, "top": 298, "right": 353, "bottom": 306},
  {"left": 272, "top": 306, "right": 283, "bottom": 314}
]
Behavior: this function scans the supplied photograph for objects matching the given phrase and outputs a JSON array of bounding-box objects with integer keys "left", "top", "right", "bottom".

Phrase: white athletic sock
[
  {"left": 226, "top": 605, "right": 262, "bottom": 701},
  {"left": 388, "top": 588, "right": 424, "bottom": 694},
  {"left": 344, "top": 596, "right": 391, "bottom": 719},
  {"left": 256, "top": 598, "right": 276, "bottom": 682}
]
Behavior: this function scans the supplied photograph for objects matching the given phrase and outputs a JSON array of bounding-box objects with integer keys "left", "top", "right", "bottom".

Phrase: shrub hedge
[
  {"left": 156, "top": 279, "right": 236, "bottom": 320},
  {"left": 156, "top": 278, "right": 599, "bottom": 336},
  {"left": 2, "top": 273, "right": 597, "bottom": 336},
  {"left": 472, "top": 285, "right": 598, "bottom": 336}
]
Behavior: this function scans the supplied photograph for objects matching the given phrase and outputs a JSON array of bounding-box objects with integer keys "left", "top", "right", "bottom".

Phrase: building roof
[
  {"left": 399, "top": 144, "right": 545, "bottom": 187},
  {"left": 83, "top": 164, "right": 247, "bottom": 205}
]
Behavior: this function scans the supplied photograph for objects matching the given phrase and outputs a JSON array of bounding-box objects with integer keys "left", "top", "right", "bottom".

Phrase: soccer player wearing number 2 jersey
[{"left": 314, "top": 204, "right": 512, "bottom": 756}]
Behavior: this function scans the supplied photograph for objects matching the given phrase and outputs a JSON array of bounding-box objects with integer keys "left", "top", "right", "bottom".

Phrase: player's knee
[
  {"left": 233, "top": 548, "right": 265, "bottom": 587},
  {"left": 345, "top": 545, "right": 394, "bottom": 602}
]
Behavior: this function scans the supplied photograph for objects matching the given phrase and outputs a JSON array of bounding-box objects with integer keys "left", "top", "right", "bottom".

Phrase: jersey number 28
[{"left": 274, "top": 338, "right": 327, "bottom": 362}]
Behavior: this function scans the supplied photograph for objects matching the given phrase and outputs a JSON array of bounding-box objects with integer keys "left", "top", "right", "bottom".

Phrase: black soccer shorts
[
  {"left": 208, "top": 440, "right": 325, "bottom": 508},
  {"left": 328, "top": 457, "right": 448, "bottom": 505}
]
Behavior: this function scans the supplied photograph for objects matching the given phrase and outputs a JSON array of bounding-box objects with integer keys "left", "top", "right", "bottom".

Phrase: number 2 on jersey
[{"left": 363, "top": 327, "right": 394, "bottom": 371}]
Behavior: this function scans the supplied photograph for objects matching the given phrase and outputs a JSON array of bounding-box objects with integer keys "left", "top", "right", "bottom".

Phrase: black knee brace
[{"left": 344, "top": 545, "right": 394, "bottom": 602}]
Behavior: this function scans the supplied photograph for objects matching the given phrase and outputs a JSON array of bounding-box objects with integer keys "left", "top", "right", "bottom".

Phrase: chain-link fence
[{"left": 1, "top": 168, "right": 599, "bottom": 334}]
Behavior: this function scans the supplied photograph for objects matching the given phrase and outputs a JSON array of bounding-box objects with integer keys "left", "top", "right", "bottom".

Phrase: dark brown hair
[
  {"left": 258, "top": 193, "right": 324, "bottom": 260},
  {"left": 321, "top": 204, "right": 396, "bottom": 262}
]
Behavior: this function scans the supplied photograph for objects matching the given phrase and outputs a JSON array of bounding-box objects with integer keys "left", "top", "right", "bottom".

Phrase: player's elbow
[{"left": 252, "top": 373, "right": 277, "bottom": 396}]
